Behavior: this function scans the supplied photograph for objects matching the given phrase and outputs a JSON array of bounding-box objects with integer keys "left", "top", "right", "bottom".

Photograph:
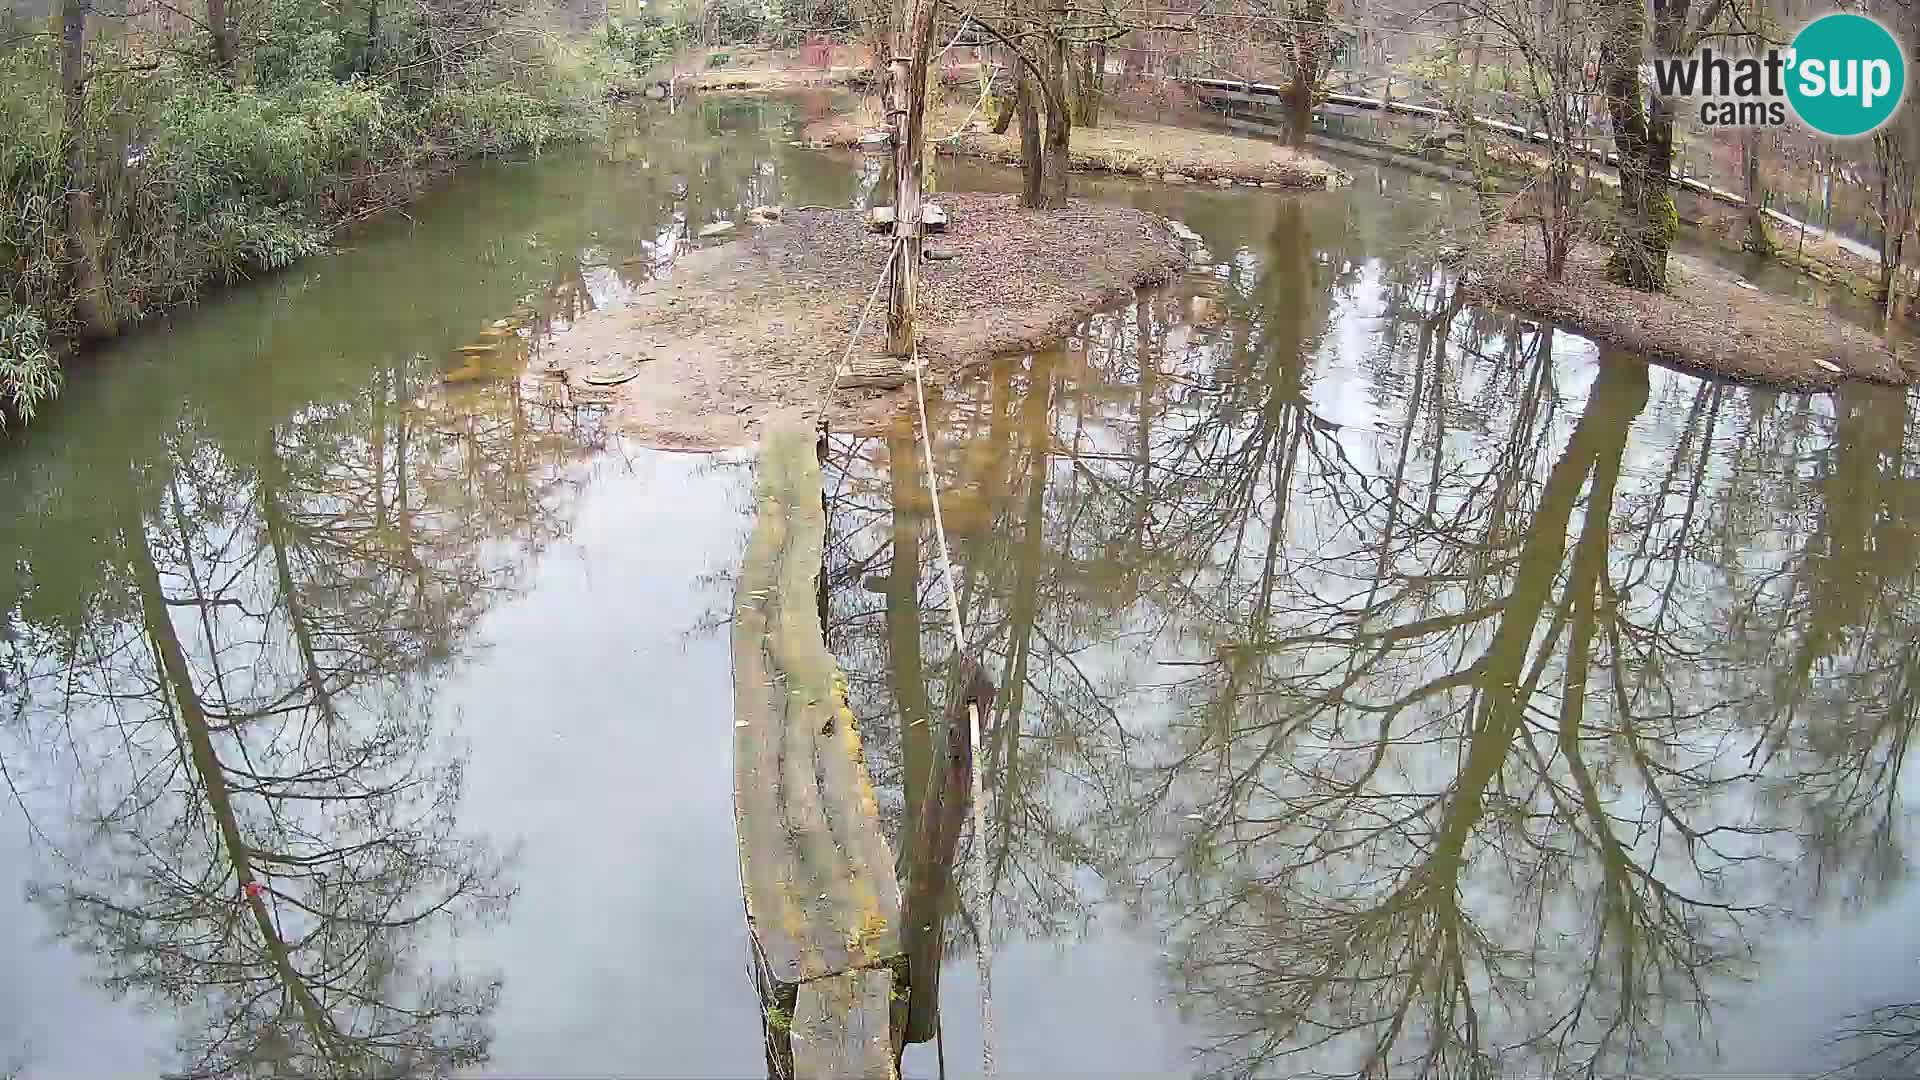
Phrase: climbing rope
[
  {"left": 907, "top": 340, "right": 995, "bottom": 1077},
  {"left": 818, "top": 239, "right": 905, "bottom": 417},
  {"left": 818, "top": 218, "right": 995, "bottom": 1073}
]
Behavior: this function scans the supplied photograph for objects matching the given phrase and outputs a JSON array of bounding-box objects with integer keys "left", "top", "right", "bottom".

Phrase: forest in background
[
  {"left": 0, "top": 0, "right": 822, "bottom": 425},
  {"left": 7, "top": 0, "right": 1920, "bottom": 432}
]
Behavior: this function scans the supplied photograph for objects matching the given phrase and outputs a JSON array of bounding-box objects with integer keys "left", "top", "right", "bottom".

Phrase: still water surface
[{"left": 2, "top": 97, "right": 1918, "bottom": 1079}]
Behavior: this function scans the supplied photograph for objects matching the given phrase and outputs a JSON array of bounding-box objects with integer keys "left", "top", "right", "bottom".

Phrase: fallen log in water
[{"left": 733, "top": 409, "right": 904, "bottom": 1080}]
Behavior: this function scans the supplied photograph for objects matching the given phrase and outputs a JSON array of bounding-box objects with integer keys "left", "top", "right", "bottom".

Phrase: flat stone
[
  {"left": 1163, "top": 172, "right": 1193, "bottom": 184},
  {"left": 582, "top": 356, "right": 645, "bottom": 386},
  {"left": 698, "top": 221, "right": 736, "bottom": 237},
  {"left": 1260, "top": 181, "right": 1284, "bottom": 188},
  {"left": 1213, "top": 177, "right": 1235, "bottom": 187},
  {"left": 836, "top": 355, "right": 922, "bottom": 389}
]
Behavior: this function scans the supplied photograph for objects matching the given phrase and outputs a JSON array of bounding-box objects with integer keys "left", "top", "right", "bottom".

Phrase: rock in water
[
  {"left": 748, "top": 204, "right": 783, "bottom": 223},
  {"left": 1163, "top": 172, "right": 1193, "bottom": 184},
  {"left": 859, "top": 130, "right": 891, "bottom": 150},
  {"left": 1213, "top": 177, "right": 1235, "bottom": 187},
  {"left": 698, "top": 220, "right": 736, "bottom": 238}
]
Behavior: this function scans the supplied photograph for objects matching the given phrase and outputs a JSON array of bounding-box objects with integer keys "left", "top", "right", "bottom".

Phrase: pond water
[{"left": 3, "top": 96, "right": 1919, "bottom": 1079}]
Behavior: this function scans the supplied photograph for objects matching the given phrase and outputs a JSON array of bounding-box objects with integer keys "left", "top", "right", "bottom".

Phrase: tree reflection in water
[
  {"left": 1, "top": 365, "right": 607, "bottom": 1077},
  {"left": 822, "top": 192, "right": 1920, "bottom": 1078}
]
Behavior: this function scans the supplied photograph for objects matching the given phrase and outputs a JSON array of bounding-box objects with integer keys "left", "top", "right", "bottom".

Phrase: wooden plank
[
  {"left": 793, "top": 970, "right": 898, "bottom": 1080},
  {"left": 734, "top": 410, "right": 904, "bottom": 989}
]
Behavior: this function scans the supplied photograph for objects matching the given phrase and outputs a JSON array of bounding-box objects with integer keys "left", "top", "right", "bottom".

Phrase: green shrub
[
  {"left": 253, "top": 0, "right": 348, "bottom": 86},
  {"left": 0, "top": 46, "right": 64, "bottom": 321},
  {"left": 428, "top": 87, "right": 574, "bottom": 156},
  {"left": 0, "top": 0, "right": 624, "bottom": 427},
  {"left": 604, "top": 14, "right": 683, "bottom": 70},
  {"left": 0, "top": 308, "right": 59, "bottom": 428}
]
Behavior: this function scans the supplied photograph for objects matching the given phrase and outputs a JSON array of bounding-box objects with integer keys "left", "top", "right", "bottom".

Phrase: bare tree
[{"left": 1460, "top": 0, "right": 1601, "bottom": 277}]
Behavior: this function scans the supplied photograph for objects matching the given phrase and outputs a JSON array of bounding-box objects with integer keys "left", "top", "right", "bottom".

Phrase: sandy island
[
  {"left": 540, "top": 193, "right": 1187, "bottom": 449},
  {"left": 1460, "top": 227, "right": 1916, "bottom": 392}
]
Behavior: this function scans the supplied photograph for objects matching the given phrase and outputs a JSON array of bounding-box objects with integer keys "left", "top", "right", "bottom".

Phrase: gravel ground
[
  {"left": 537, "top": 194, "right": 1188, "bottom": 449},
  {"left": 1461, "top": 228, "right": 1914, "bottom": 391},
  {"left": 804, "top": 104, "right": 1349, "bottom": 190}
]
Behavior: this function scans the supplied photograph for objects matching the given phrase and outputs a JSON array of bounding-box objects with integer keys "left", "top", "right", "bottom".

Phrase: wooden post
[
  {"left": 896, "top": 662, "right": 997, "bottom": 1051},
  {"left": 885, "top": 0, "right": 938, "bottom": 357}
]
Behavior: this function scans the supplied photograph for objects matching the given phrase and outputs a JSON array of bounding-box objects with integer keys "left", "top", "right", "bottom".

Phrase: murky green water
[{"left": 4, "top": 96, "right": 1918, "bottom": 1079}]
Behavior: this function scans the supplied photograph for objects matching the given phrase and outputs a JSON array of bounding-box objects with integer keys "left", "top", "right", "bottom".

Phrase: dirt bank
[
  {"left": 1460, "top": 228, "right": 1914, "bottom": 392},
  {"left": 537, "top": 194, "right": 1187, "bottom": 449},
  {"left": 679, "top": 65, "right": 869, "bottom": 92},
  {"left": 804, "top": 104, "right": 1349, "bottom": 190}
]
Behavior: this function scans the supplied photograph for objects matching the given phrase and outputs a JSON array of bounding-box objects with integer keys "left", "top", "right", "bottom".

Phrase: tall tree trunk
[
  {"left": 1743, "top": 130, "right": 1775, "bottom": 256},
  {"left": 1599, "top": 0, "right": 1675, "bottom": 290},
  {"left": 1036, "top": 24, "right": 1071, "bottom": 209},
  {"left": 1283, "top": 0, "right": 1330, "bottom": 147},
  {"left": 1085, "top": 43, "right": 1104, "bottom": 127},
  {"left": 366, "top": 0, "right": 380, "bottom": 67},
  {"left": 1874, "top": 127, "right": 1914, "bottom": 306},
  {"left": 990, "top": 45, "right": 1018, "bottom": 134},
  {"left": 1071, "top": 44, "right": 1101, "bottom": 127},
  {"left": 1017, "top": 64, "right": 1043, "bottom": 207},
  {"left": 60, "top": 0, "right": 115, "bottom": 340},
  {"left": 208, "top": 0, "right": 237, "bottom": 78}
]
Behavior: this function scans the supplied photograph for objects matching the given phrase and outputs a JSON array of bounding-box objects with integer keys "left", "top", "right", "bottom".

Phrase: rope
[
  {"left": 818, "top": 239, "right": 904, "bottom": 416},
  {"left": 809, "top": 131, "right": 994, "bottom": 1075},
  {"left": 907, "top": 340, "right": 995, "bottom": 1077}
]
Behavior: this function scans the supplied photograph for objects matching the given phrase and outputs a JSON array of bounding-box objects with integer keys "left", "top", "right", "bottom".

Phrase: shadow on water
[{"left": 3, "top": 91, "right": 1920, "bottom": 1078}]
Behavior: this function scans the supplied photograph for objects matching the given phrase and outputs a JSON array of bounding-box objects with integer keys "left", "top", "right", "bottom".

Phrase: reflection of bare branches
[
  {"left": 4, "top": 353, "right": 605, "bottom": 1077},
  {"left": 1825, "top": 1002, "right": 1920, "bottom": 1080},
  {"left": 799, "top": 178, "right": 1919, "bottom": 1080}
]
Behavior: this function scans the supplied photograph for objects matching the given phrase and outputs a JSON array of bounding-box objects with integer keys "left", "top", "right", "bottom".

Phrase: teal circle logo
[{"left": 1787, "top": 13, "right": 1906, "bottom": 137}]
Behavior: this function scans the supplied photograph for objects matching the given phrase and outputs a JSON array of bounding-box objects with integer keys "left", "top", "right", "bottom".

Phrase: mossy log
[{"left": 733, "top": 409, "right": 903, "bottom": 1080}]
